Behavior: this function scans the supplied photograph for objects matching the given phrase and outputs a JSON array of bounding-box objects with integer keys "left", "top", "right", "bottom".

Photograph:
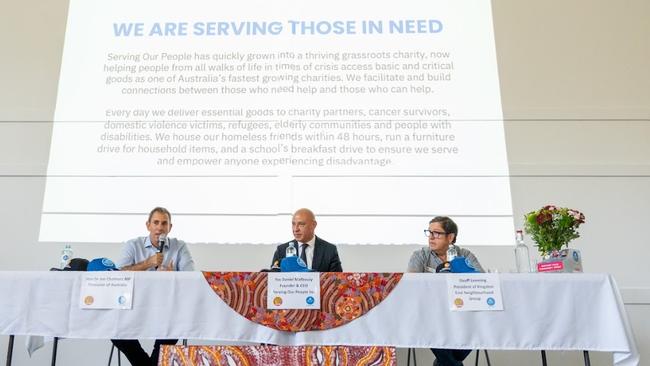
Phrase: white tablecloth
[{"left": 0, "top": 271, "right": 639, "bottom": 366}]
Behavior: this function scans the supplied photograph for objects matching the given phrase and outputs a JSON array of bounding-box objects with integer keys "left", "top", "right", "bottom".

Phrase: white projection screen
[{"left": 40, "top": 0, "right": 515, "bottom": 246}]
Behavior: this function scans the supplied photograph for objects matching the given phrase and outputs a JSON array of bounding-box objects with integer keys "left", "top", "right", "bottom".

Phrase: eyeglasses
[{"left": 424, "top": 229, "right": 448, "bottom": 238}]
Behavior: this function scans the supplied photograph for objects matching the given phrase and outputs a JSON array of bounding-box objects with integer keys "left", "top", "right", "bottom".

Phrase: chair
[
  {"left": 49, "top": 337, "right": 122, "bottom": 366},
  {"left": 107, "top": 343, "right": 122, "bottom": 366},
  {"left": 406, "top": 348, "right": 492, "bottom": 366},
  {"left": 406, "top": 348, "right": 418, "bottom": 366},
  {"left": 540, "top": 350, "right": 591, "bottom": 366},
  {"left": 5, "top": 334, "right": 15, "bottom": 366},
  {"left": 474, "top": 349, "right": 492, "bottom": 366},
  {"left": 107, "top": 339, "right": 187, "bottom": 366}
]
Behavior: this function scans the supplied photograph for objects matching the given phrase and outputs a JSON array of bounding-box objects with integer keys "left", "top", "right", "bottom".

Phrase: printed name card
[
  {"left": 446, "top": 274, "right": 503, "bottom": 311},
  {"left": 267, "top": 272, "right": 320, "bottom": 310},
  {"left": 80, "top": 273, "right": 134, "bottom": 309}
]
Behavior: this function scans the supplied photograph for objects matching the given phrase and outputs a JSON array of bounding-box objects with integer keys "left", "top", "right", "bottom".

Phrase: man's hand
[
  {"left": 118, "top": 252, "right": 172, "bottom": 271},
  {"left": 145, "top": 253, "right": 164, "bottom": 269},
  {"left": 156, "top": 262, "right": 174, "bottom": 271}
]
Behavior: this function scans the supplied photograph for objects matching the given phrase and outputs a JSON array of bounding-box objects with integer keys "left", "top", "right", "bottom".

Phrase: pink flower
[{"left": 568, "top": 209, "right": 586, "bottom": 224}]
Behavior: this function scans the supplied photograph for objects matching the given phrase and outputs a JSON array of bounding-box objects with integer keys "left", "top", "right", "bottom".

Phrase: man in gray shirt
[
  {"left": 112, "top": 207, "right": 194, "bottom": 366},
  {"left": 407, "top": 216, "right": 483, "bottom": 366},
  {"left": 407, "top": 216, "right": 483, "bottom": 273}
]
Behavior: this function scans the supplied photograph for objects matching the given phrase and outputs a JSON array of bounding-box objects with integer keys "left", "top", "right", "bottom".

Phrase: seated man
[
  {"left": 271, "top": 208, "right": 343, "bottom": 272},
  {"left": 407, "top": 216, "right": 484, "bottom": 366},
  {"left": 112, "top": 207, "right": 195, "bottom": 366}
]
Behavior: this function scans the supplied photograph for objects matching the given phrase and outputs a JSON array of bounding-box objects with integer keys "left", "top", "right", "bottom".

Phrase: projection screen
[{"left": 40, "top": 0, "right": 514, "bottom": 245}]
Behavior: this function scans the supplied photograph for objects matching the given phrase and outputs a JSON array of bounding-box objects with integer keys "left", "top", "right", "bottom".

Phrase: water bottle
[
  {"left": 446, "top": 244, "right": 457, "bottom": 262},
  {"left": 285, "top": 244, "right": 296, "bottom": 257},
  {"left": 60, "top": 244, "right": 73, "bottom": 269},
  {"left": 514, "top": 230, "right": 532, "bottom": 273}
]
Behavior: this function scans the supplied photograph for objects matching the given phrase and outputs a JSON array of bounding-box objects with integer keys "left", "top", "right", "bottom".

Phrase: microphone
[
  {"left": 154, "top": 234, "right": 166, "bottom": 270},
  {"left": 158, "top": 234, "right": 166, "bottom": 254}
]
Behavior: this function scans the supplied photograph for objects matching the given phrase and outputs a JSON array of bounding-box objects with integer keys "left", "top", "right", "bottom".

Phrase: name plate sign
[
  {"left": 446, "top": 274, "right": 503, "bottom": 311},
  {"left": 267, "top": 272, "right": 320, "bottom": 310},
  {"left": 80, "top": 273, "right": 134, "bottom": 309}
]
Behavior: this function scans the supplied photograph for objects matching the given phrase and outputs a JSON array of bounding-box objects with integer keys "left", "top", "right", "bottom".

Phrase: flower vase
[{"left": 537, "top": 248, "right": 583, "bottom": 273}]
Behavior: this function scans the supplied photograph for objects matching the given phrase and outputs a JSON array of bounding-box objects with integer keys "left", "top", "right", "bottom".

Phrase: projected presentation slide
[{"left": 41, "top": 0, "right": 514, "bottom": 245}]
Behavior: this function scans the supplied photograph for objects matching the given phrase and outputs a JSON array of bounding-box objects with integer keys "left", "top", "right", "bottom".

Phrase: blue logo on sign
[
  {"left": 486, "top": 297, "right": 495, "bottom": 306},
  {"left": 306, "top": 296, "right": 315, "bottom": 305},
  {"left": 573, "top": 251, "right": 579, "bottom": 262},
  {"left": 118, "top": 295, "right": 126, "bottom": 305}
]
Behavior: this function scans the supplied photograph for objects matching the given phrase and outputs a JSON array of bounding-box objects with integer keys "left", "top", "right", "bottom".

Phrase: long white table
[{"left": 0, "top": 272, "right": 639, "bottom": 366}]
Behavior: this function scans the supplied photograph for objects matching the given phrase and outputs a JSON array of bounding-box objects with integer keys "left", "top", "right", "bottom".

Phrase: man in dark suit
[{"left": 271, "top": 208, "right": 343, "bottom": 272}]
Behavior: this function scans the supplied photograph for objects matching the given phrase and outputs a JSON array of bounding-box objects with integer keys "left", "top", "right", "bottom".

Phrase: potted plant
[{"left": 524, "top": 205, "right": 586, "bottom": 258}]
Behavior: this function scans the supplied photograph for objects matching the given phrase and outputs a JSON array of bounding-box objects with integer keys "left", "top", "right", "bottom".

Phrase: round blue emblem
[
  {"left": 486, "top": 297, "right": 495, "bottom": 306},
  {"left": 118, "top": 295, "right": 126, "bottom": 305},
  {"left": 306, "top": 296, "right": 315, "bottom": 305},
  {"left": 573, "top": 251, "right": 580, "bottom": 262}
]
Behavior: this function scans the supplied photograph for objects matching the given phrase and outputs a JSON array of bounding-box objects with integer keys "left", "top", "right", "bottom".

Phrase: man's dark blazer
[{"left": 270, "top": 236, "right": 343, "bottom": 272}]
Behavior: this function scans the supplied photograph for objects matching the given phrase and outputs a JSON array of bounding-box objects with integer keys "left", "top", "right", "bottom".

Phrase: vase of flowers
[{"left": 524, "top": 205, "right": 586, "bottom": 258}]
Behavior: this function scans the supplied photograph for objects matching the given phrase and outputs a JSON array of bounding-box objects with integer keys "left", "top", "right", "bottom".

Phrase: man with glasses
[
  {"left": 407, "top": 216, "right": 484, "bottom": 366},
  {"left": 408, "top": 216, "right": 483, "bottom": 273}
]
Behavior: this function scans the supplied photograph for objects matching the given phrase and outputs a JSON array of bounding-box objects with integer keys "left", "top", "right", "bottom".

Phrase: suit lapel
[{"left": 311, "top": 237, "right": 323, "bottom": 271}]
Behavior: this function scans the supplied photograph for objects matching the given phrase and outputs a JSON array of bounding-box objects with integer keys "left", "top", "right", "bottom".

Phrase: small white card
[
  {"left": 80, "top": 273, "right": 134, "bottom": 309},
  {"left": 267, "top": 272, "right": 320, "bottom": 310},
  {"left": 446, "top": 274, "right": 504, "bottom": 311}
]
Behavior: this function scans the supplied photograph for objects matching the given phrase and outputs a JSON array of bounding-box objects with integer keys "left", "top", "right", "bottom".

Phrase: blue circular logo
[
  {"left": 118, "top": 295, "right": 126, "bottom": 305},
  {"left": 102, "top": 258, "right": 115, "bottom": 267},
  {"left": 486, "top": 297, "right": 495, "bottom": 306},
  {"left": 573, "top": 251, "right": 580, "bottom": 262},
  {"left": 306, "top": 296, "right": 315, "bottom": 305}
]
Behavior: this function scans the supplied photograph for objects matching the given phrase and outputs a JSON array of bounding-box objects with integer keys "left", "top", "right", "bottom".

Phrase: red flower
[{"left": 536, "top": 211, "right": 552, "bottom": 225}]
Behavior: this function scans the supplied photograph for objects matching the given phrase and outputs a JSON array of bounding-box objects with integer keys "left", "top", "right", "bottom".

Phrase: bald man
[{"left": 270, "top": 208, "right": 343, "bottom": 272}]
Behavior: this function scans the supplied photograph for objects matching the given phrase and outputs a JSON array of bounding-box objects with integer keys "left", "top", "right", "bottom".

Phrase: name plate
[
  {"left": 80, "top": 273, "right": 134, "bottom": 309},
  {"left": 267, "top": 272, "right": 320, "bottom": 310},
  {"left": 446, "top": 274, "right": 503, "bottom": 311}
]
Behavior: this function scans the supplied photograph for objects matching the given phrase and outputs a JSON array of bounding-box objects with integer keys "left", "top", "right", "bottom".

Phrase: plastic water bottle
[
  {"left": 446, "top": 244, "right": 457, "bottom": 262},
  {"left": 515, "top": 230, "right": 532, "bottom": 273},
  {"left": 60, "top": 244, "right": 73, "bottom": 269},
  {"left": 285, "top": 244, "right": 296, "bottom": 257}
]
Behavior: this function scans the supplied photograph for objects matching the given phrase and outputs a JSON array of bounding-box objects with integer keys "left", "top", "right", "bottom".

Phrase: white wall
[{"left": 1, "top": 0, "right": 648, "bottom": 365}]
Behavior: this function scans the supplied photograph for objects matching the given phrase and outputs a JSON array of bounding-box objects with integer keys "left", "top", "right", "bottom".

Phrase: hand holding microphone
[
  {"left": 153, "top": 234, "right": 166, "bottom": 269},
  {"left": 158, "top": 234, "right": 166, "bottom": 253}
]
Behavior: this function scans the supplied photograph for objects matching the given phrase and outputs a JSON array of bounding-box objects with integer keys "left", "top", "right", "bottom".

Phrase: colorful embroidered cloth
[
  {"left": 159, "top": 345, "right": 396, "bottom": 366},
  {"left": 202, "top": 272, "right": 403, "bottom": 332}
]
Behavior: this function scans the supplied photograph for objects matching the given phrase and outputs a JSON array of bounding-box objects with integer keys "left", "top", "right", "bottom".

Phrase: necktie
[{"left": 300, "top": 243, "right": 308, "bottom": 268}]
